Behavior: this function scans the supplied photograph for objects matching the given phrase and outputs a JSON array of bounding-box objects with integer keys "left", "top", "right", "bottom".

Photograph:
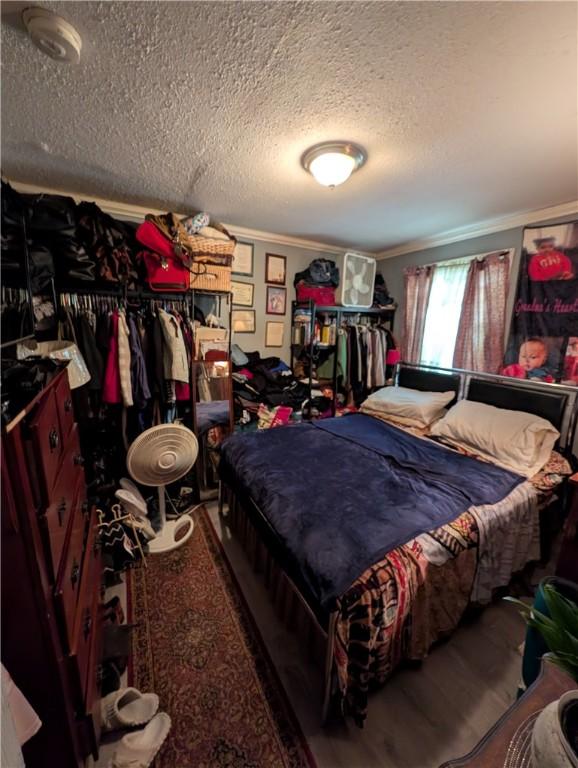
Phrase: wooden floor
[{"left": 206, "top": 501, "right": 530, "bottom": 768}]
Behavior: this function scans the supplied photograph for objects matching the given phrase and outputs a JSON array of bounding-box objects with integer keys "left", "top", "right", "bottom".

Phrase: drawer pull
[
  {"left": 73, "top": 454, "right": 84, "bottom": 467},
  {"left": 48, "top": 429, "right": 59, "bottom": 451},
  {"left": 83, "top": 609, "right": 92, "bottom": 641},
  {"left": 70, "top": 559, "right": 80, "bottom": 588},
  {"left": 64, "top": 397, "right": 72, "bottom": 413},
  {"left": 57, "top": 498, "right": 66, "bottom": 527}
]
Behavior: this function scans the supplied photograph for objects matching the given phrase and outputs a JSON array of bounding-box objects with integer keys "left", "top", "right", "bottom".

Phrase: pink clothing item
[
  {"left": 2, "top": 665, "right": 41, "bottom": 746},
  {"left": 237, "top": 368, "right": 254, "bottom": 380},
  {"left": 102, "top": 311, "right": 121, "bottom": 404},
  {"left": 175, "top": 381, "right": 191, "bottom": 401},
  {"left": 271, "top": 406, "right": 292, "bottom": 427}
]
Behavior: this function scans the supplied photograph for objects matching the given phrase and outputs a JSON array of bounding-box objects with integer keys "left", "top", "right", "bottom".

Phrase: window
[{"left": 419, "top": 258, "right": 472, "bottom": 368}]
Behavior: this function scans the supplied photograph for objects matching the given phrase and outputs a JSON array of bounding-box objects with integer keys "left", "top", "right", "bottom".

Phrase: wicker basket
[
  {"left": 185, "top": 220, "right": 236, "bottom": 266},
  {"left": 189, "top": 263, "right": 232, "bottom": 293}
]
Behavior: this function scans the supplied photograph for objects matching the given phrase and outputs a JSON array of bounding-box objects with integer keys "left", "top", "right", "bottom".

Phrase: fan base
[{"left": 147, "top": 515, "right": 194, "bottom": 554}]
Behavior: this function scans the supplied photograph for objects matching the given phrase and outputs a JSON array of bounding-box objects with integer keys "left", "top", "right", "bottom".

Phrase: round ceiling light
[
  {"left": 22, "top": 7, "right": 82, "bottom": 64},
  {"left": 302, "top": 142, "right": 367, "bottom": 188}
]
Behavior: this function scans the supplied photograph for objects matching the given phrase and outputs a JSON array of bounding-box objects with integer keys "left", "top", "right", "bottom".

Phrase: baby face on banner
[
  {"left": 519, "top": 339, "right": 548, "bottom": 371},
  {"left": 502, "top": 338, "right": 554, "bottom": 383}
]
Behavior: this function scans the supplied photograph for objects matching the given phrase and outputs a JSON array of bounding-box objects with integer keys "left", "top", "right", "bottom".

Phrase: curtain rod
[{"left": 407, "top": 249, "right": 512, "bottom": 273}]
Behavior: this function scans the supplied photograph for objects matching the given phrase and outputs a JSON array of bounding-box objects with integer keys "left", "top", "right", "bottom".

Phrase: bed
[{"left": 218, "top": 365, "right": 577, "bottom": 726}]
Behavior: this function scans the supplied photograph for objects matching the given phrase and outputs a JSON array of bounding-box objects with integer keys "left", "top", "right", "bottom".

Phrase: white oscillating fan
[{"left": 126, "top": 424, "right": 199, "bottom": 554}]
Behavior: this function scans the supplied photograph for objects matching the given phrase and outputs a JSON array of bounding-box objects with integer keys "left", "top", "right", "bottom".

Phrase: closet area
[
  {"left": 0, "top": 182, "right": 235, "bottom": 767},
  {"left": 292, "top": 301, "right": 397, "bottom": 417}
]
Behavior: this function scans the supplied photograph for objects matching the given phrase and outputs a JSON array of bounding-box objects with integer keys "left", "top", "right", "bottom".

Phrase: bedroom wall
[{"left": 378, "top": 211, "right": 578, "bottom": 344}]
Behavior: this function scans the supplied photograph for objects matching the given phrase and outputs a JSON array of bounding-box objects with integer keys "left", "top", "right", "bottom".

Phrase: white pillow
[
  {"left": 362, "top": 386, "right": 456, "bottom": 428},
  {"left": 430, "top": 399, "right": 559, "bottom": 477}
]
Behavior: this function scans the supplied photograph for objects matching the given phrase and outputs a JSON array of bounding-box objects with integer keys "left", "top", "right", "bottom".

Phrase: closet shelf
[
  {"left": 291, "top": 299, "right": 396, "bottom": 418},
  {"left": 57, "top": 284, "right": 232, "bottom": 299},
  {"left": 293, "top": 303, "right": 396, "bottom": 315}
]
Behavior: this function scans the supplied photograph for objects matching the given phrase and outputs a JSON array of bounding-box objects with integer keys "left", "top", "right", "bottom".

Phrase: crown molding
[
  {"left": 7, "top": 179, "right": 368, "bottom": 257},
  {"left": 376, "top": 200, "right": 578, "bottom": 260}
]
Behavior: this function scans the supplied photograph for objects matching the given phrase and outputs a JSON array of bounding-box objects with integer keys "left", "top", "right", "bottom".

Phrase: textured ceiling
[{"left": 1, "top": 1, "right": 577, "bottom": 251}]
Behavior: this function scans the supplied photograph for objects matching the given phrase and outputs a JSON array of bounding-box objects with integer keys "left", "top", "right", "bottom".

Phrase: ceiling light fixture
[
  {"left": 22, "top": 7, "right": 82, "bottom": 64},
  {"left": 302, "top": 142, "right": 367, "bottom": 188}
]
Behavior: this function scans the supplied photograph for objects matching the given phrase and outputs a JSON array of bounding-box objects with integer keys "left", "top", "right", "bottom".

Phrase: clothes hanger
[{"left": 98, "top": 504, "right": 147, "bottom": 566}]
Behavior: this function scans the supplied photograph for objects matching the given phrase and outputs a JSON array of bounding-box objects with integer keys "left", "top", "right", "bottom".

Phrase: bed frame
[
  {"left": 219, "top": 364, "right": 578, "bottom": 723},
  {"left": 397, "top": 363, "right": 578, "bottom": 454}
]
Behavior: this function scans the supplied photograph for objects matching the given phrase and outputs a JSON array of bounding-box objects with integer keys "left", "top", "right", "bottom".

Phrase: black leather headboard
[
  {"left": 397, "top": 366, "right": 461, "bottom": 405},
  {"left": 466, "top": 378, "right": 568, "bottom": 431}
]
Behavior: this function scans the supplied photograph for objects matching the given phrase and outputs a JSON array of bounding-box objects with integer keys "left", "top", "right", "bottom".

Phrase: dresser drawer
[
  {"left": 69, "top": 506, "right": 101, "bottom": 710},
  {"left": 54, "top": 371, "right": 75, "bottom": 439},
  {"left": 54, "top": 481, "right": 89, "bottom": 651},
  {"left": 76, "top": 597, "right": 103, "bottom": 760},
  {"left": 28, "top": 389, "right": 63, "bottom": 500},
  {"left": 42, "top": 425, "right": 85, "bottom": 581}
]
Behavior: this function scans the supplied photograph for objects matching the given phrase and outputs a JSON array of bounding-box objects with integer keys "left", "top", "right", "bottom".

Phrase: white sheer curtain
[{"left": 420, "top": 260, "right": 470, "bottom": 368}]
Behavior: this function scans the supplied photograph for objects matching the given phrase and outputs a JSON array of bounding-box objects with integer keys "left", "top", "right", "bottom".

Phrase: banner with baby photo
[{"left": 503, "top": 221, "right": 578, "bottom": 386}]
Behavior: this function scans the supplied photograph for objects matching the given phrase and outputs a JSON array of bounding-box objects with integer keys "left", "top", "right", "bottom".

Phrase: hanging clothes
[
  {"left": 117, "top": 310, "right": 133, "bottom": 407},
  {"left": 102, "top": 310, "right": 121, "bottom": 404},
  {"left": 175, "top": 313, "right": 192, "bottom": 401},
  {"left": 127, "top": 314, "right": 151, "bottom": 409},
  {"left": 75, "top": 313, "right": 104, "bottom": 391},
  {"left": 158, "top": 308, "right": 189, "bottom": 383}
]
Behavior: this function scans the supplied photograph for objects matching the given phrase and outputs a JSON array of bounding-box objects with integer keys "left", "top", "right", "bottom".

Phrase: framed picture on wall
[
  {"left": 265, "top": 321, "right": 284, "bottom": 347},
  {"left": 232, "top": 242, "right": 254, "bottom": 277},
  {"left": 232, "top": 309, "right": 255, "bottom": 333},
  {"left": 266, "top": 285, "right": 286, "bottom": 315},
  {"left": 231, "top": 280, "right": 254, "bottom": 307},
  {"left": 265, "top": 253, "right": 286, "bottom": 285}
]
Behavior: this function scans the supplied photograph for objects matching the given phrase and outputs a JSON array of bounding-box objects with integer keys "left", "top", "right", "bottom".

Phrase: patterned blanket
[{"left": 334, "top": 437, "right": 571, "bottom": 725}]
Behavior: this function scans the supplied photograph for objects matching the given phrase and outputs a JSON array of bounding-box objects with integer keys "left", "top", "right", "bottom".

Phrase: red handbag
[
  {"left": 136, "top": 220, "right": 176, "bottom": 263},
  {"left": 295, "top": 281, "right": 336, "bottom": 305},
  {"left": 142, "top": 251, "right": 190, "bottom": 292}
]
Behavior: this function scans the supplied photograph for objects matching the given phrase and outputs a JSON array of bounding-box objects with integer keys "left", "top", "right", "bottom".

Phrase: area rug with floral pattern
[{"left": 128, "top": 506, "right": 316, "bottom": 768}]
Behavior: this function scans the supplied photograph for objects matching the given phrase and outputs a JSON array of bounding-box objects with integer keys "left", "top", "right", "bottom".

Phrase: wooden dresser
[{"left": 1, "top": 365, "right": 103, "bottom": 767}]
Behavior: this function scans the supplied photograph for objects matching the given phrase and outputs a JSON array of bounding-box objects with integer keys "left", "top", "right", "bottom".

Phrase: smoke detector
[{"left": 22, "top": 7, "right": 82, "bottom": 64}]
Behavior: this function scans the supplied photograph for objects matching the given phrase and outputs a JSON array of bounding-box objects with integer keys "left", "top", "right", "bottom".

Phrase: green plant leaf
[
  {"left": 504, "top": 586, "right": 578, "bottom": 682},
  {"left": 543, "top": 585, "right": 578, "bottom": 638}
]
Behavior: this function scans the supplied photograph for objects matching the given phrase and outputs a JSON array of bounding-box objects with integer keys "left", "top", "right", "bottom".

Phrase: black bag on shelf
[
  {"left": 294, "top": 258, "right": 339, "bottom": 288},
  {"left": 23, "top": 193, "right": 96, "bottom": 284},
  {"left": 1, "top": 182, "right": 58, "bottom": 292},
  {"left": 1, "top": 181, "right": 26, "bottom": 278},
  {"left": 22, "top": 192, "right": 77, "bottom": 233}
]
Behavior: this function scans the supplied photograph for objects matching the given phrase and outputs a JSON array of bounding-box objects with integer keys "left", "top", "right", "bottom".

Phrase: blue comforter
[{"left": 219, "top": 414, "right": 524, "bottom": 609}]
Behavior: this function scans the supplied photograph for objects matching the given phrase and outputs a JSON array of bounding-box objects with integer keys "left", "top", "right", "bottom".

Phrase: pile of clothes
[
  {"left": 294, "top": 258, "right": 339, "bottom": 305},
  {"left": 232, "top": 349, "right": 310, "bottom": 427}
]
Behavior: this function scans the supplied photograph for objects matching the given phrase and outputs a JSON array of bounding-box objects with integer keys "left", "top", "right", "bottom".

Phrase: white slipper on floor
[
  {"left": 112, "top": 712, "right": 171, "bottom": 768},
  {"left": 101, "top": 688, "right": 159, "bottom": 732}
]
